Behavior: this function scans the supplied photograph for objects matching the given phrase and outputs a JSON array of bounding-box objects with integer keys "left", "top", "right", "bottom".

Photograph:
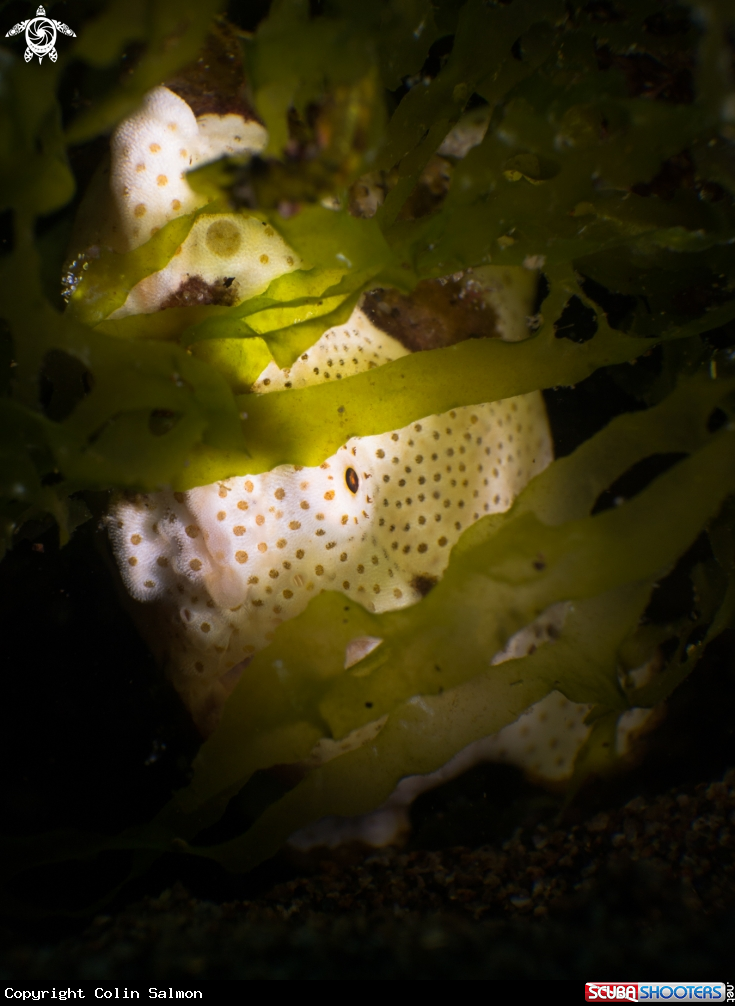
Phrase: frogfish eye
[{"left": 345, "top": 467, "right": 359, "bottom": 494}]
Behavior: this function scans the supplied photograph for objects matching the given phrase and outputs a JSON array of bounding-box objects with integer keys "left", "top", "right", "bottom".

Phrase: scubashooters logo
[
  {"left": 585, "top": 984, "right": 727, "bottom": 1002},
  {"left": 4, "top": 5, "right": 75, "bottom": 64}
]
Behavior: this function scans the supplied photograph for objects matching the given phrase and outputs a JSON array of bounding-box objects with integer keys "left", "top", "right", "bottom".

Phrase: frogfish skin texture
[
  {"left": 109, "top": 308, "right": 554, "bottom": 732},
  {"left": 91, "top": 83, "right": 646, "bottom": 847}
]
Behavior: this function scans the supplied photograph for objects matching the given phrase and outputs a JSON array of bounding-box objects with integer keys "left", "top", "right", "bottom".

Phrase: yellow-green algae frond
[{"left": 1, "top": 0, "right": 735, "bottom": 875}]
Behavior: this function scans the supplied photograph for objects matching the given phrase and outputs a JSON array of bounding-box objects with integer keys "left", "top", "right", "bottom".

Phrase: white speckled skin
[
  {"left": 101, "top": 86, "right": 301, "bottom": 319},
  {"left": 110, "top": 86, "right": 267, "bottom": 253},
  {"left": 109, "top": 213, "right": 301, "bottom": 318},
  {"left": 108, "top": 306, "right": 554, "bottom": 731},
  {"left": 251, "top": 307, "right": 412, "bottom": 391},
  {"left": 99, "top": 86, "right": 656, "bottom": 846},
  {"left": 289, "top": 688, "right": 592, "bottom": 851},
  {"left": 111, "top": 87, "right": 203, "bottom": 250}
]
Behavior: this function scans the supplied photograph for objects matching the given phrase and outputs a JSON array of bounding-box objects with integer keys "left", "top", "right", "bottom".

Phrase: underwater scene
[{"left": 1, "top": 0, "right": 735, "bottom": 980}]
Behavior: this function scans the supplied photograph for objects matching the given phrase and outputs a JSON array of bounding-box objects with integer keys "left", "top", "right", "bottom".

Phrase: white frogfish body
[
  {"left": 108, "top": 85, "right": 268, "bottom": 255},
  {"left": 66, "top": 86, "right": 300, "bottom": 318},
  {"left": 87, "top": 83, "right": 651, "bottom": 847},
  {"left": 109, "top": 307, "right": 553, "bottom": 729}
]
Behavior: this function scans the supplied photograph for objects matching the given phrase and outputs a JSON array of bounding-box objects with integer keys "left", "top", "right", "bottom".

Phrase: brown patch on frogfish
[
  {"left": 159, "top": 275, "right": 240, "bottom": 310},
  {"left": 164, "top": 25, "right": 260, "bottom": 121},
  {"left": 410, "top": 573, "right": 439, "bottom": 597},
  {"left": 363, "top": 275, "right": 501, "bottom": 352}
]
